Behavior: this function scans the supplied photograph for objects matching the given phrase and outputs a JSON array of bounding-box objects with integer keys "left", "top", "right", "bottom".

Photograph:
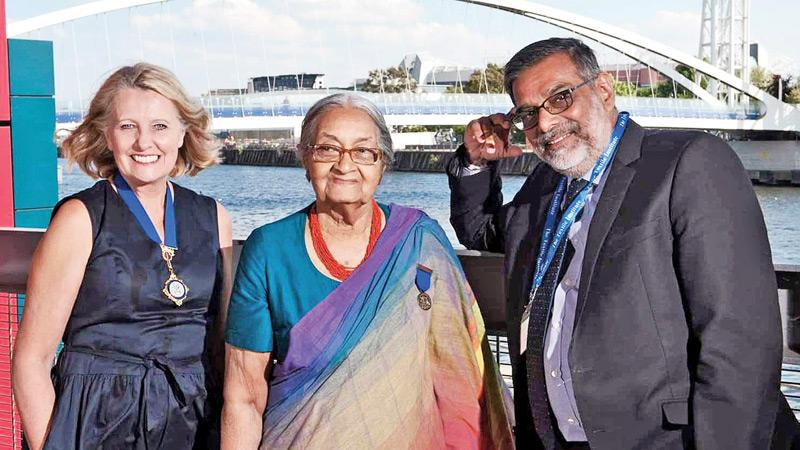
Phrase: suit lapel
[{"left": 576, "top": 121, "right": 644, "bottom": 321}]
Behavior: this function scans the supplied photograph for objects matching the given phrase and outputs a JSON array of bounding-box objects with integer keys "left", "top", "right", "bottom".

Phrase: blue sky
[{"left": 5, "top": 0, "right": 799, "bottom": 106}]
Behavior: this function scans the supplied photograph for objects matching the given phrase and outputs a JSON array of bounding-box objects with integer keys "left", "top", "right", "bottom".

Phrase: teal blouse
[{"left": 224, "top": 203, "right": 390, "bottom": 361}]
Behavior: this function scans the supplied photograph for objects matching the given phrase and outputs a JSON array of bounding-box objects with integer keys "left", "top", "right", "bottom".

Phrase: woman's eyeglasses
[
  {"left": 509, "top": 77, "right": 596, "bottom": 131},
  {"left": 308, "top": 144, "right": 383, "bottom": 165}
]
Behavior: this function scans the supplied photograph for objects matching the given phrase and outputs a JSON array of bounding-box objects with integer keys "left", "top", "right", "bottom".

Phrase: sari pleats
[{"left": 261, "top": 205, "right": 514, "bottom": 449}]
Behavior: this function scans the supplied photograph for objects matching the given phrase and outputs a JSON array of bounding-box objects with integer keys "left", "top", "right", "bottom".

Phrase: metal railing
[
  {"left": 56, "top": 91, "right": 763, "bottom": 124},
  {"left": 1, "top": 228, "right": 799, "bottom": 447}
]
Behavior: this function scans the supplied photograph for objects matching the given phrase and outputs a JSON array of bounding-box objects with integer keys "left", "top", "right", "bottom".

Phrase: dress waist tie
[{"left": 59, "top": 346, "right": 203, "bottom": 446}]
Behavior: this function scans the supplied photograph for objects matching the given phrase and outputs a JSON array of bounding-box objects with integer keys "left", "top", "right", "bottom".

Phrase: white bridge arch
[
  {"left": 8, "top": 0, "right": 800, "bottom": 132},
  {"left": 455, "top": 0, "right": 799, "bottom": 131},
  {"left": 6, "top": 0, "right": 166, "bottom": 37}
]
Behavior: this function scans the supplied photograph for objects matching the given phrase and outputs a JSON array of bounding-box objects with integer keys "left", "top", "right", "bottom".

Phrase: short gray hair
[
  {"left": 298, "top": 93, "right": 394, "bottom": 167},
  {"left": 504, "top": 37, "right": 601, "bottom": 104}
]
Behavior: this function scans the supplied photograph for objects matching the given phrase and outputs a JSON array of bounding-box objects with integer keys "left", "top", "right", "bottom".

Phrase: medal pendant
[
  {"left": 163, "top": 273, "right": 189, "bottom": 307},
  {"left": 417, "top": 292, "right": 432, "bottom": 310}
]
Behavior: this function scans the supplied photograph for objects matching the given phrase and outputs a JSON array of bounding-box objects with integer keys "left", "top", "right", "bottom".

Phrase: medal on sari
[
  {"left": 415, "top": 264, "right": 433, "bottom": 310},
  {"left": 112, "top": 172, "right": 189, "bottom": 306}
]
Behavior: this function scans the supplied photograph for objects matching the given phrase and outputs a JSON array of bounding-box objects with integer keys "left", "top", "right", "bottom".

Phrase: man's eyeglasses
[
  {"left": 307, "top": 144, "right": 383, "bottom": 165},
  {"left": 509, "top": 77, "right": 596, "bottom": 131}
]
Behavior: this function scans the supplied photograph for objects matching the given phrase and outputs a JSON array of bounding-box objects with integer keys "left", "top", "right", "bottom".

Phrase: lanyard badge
[
  {"left": 520, "top": 112, "right": 630, "bottom": 352},
  {"left": 113, "top": 173, "right": 190, "bottom": 306}
]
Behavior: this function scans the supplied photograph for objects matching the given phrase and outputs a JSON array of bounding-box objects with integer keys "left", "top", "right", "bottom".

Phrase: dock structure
[{"left": 220, "top": 146, "right": 800, "bottom": 186}]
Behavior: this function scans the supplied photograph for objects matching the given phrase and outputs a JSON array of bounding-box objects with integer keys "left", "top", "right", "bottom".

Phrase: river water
[{"left": 58, "top": 161, "right": 800, "bottom": 265}]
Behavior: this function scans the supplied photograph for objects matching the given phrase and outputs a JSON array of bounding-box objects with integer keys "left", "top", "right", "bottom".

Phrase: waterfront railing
[
  {"left": 1, "top": 228, "right": 799, "bottom": 447},
  {"left": 56, "top": 91, "right": 763, "bottom": 124}
]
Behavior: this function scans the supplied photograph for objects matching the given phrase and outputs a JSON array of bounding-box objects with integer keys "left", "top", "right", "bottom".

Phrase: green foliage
[
  {"left": 614, "top": 75, "right": 693, "bottom": 99},
  {"left": 636, "top": 81, "right": 693, "bottom": 99},
  {"left": 361, "top": 65, "right": 417, "bottom": 93},
  {"left": 765, "top": 74, "right": 794, "bottom": 101},
  {"left": 750, "top": 67, "right": 773, "bottom": 90},
  {"left": 749, "top": 67, "right": 800, "bottom": 104},
  {"left": 786, "top": 85, "right": 800, "bottom": 104},
  {"left": 613, "top": 79, "right": 637, "bottom": 96},
  {"left": 394, "top": 125, "right": 440, "bottom": 132},
  {"left": 675, "top": 64, "right": 695, "bottom": 81},
  {"left": 447, "top": 63, "right": 505, "bottom": 94}
]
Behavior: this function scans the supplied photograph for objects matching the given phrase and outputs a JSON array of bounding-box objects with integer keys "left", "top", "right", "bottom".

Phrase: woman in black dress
[{"left": 12, "top": 62, "right": 232, "bottom": 450}]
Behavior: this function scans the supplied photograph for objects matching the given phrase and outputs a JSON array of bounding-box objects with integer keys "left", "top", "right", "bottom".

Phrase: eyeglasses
[
  {"left": 509, "top": 77, "right": 596, "bottom": 131},
  {"left": 307, "top": 144, "right": 383, "bottom": 165}
]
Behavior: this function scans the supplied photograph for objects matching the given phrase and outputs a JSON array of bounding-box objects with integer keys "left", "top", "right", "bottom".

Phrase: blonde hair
[{"left": 61, "top": 62, "right": 220, "bottom": 179}]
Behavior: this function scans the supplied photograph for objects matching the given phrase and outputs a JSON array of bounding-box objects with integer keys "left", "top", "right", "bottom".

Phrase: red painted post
[
  {"left": 0, "top": 0, "right": 12, "bottom": 228},
  {"left": 0, "top": 127, "right": 12, "bottom": 227},
  {"left": 0, "top": 3, "right": 23, "bottom": 449},
  {"left": 0, "top": 0, "right": 8, "bottom": 121},
  {"left": 0, "top": 292, "right": 21, "bottom": 450}
]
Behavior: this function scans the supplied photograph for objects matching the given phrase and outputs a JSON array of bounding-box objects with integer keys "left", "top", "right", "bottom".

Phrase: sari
[{"left": 260, "top": 205, "right": 514, "bottom": 449}]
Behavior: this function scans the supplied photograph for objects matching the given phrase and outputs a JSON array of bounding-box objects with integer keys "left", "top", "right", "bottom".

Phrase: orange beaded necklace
[{"left": 308, "top": 200, "right": 382, "bottom": 281}]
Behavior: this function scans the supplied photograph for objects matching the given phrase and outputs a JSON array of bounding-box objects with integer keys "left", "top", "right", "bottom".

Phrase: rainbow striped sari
[{"left": 260, "top": 205, "right": 514, "bottom": 449}]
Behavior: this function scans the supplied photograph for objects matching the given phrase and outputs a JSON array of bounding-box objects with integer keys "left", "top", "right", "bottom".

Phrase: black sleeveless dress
[{"left": 42, "top": 180, "right": 222, "bottom": 450}]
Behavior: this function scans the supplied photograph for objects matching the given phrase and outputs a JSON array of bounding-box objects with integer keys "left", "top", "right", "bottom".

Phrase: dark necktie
[{"left": 526, "top": 178, "right": 589, "bottom": 448}]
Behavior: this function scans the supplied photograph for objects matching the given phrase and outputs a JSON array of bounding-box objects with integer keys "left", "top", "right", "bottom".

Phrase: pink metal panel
[
  {"left": 0, "top": 292, "right": 22, "bottom": 450},
  {"left": 0, "top": 127, "right": 12, "bottom": 227},
  {"left": 0, "top": 0, "right": 10, "bottom": 121}
]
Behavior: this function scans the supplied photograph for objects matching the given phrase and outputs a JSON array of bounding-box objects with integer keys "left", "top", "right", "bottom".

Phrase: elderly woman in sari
[{"left": 222, "top": 93, "right": 513, "bottom": 449}]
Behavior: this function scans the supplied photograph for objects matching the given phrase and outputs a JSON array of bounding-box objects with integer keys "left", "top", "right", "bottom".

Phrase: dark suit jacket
[{"left": 447, "top": 120, "right": 798, "bottom": 450}]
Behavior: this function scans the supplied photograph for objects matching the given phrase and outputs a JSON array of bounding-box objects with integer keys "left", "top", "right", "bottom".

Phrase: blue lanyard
[
  {"left": 528, "top": 112, "right": 629, "bottom": 301},
  {"left": 112, "top": 173, "right": 177, "bottom": 248}
]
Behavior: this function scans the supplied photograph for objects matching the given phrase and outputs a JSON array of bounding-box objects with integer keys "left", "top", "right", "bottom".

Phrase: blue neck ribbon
[
  {"left": 112, "top": 173, "right": 177, "bottom": 249},
  {"left": 528, "top": 111, "right": 630, "bottom": 302}
]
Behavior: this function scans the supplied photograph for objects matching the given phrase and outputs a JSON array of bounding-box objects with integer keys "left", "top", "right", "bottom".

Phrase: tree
[
  {"left": 750, "top": 66, "right": 773, "bottom": 91},
  {"left": 672, "top": 65, "right": 699, "bottom": 97},
  {"left": 749, "top": 67, "right": 800, "bottom": 103},
  {"left": 447, "top": 63, "right": 505, "bottom": 94},
  {"left": 360, "top": 65, "right": 417, "bottom": 93},
  {"left": 675, "top": 64, "right": 695, "bottom": 81},
  {"left": 613, "top": 78, "right": 637, "bottom": 97},
  {"left": 634, "top": 81, "right": 694, "bottom": 99},
  {"left": 785, "top": 84, "right": 800, "bottom": 104}
]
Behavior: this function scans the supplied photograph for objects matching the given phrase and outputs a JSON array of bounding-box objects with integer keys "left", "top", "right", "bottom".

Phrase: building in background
[
  {"left": 204, "top": 88, "right": 247, "bottom": 97},
  {"left": 603, "top": 63, "right": 667, "bottom": 87},
  {"left": 750, "top": 43, "right": 769, "bottom": 69},
  {"left": 400, "top": 53, "right": 478, "bottom": 92},
  {"left": 248, "top": 73, "right": 325, "bottom": 92}
]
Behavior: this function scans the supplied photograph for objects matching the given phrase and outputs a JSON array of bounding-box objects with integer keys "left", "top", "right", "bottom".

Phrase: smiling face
[
  {"left": 103, "top": 88, "right": 186, "bottom": 188},
  {"left": 512, "top": 53, "right": 617, "bottom": 178},
  {"left": 305, "top": 107, "right": 384, "bottom": 207}
]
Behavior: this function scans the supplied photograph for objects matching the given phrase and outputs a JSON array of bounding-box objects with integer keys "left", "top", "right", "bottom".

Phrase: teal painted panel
[
  {"left": 17, "top": 293, "right": 25, "bottom": 324},
  {"left": 11, "top": 96, "right": 58, "bottom": 209},
  {"left": 14, "top": 207, "right": 53, "bottom": 228},
  {"left": 7, "top": 39, "right": 54, "bottom": 96}
]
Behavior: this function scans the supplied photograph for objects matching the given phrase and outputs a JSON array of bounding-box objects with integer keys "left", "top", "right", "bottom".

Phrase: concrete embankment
[
  {"left": 729, "top": 140, "right": 800, "bottom": 186},
  {"left": 221, "top": 141, "right": 800, "bottom": 185},
  {"left": 220, "top": 148, "right": 542, "bottom": 176}
]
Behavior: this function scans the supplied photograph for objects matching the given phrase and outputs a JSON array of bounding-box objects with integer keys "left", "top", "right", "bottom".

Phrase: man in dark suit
[{"left": 447, "top": 37, "right": 798, "bottom": 449}]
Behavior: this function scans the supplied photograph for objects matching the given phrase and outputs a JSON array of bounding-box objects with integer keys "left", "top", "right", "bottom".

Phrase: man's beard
[{"left": 532, "top": 113, "right": 607, "bottom": 178}]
